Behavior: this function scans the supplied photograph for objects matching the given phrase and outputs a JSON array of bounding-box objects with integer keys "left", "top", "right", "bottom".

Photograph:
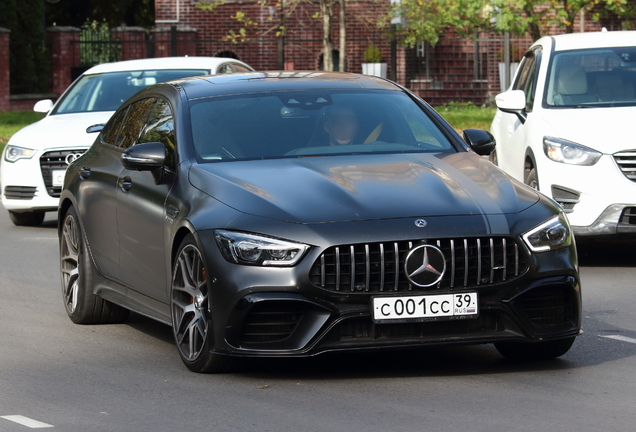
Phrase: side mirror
[
  {"left": 86, "top": 124, "right": 105, "bottom": 134},
  {"left": 33, "top": 99, "right": 54, "bottom": 114},
  {"left": 495, "top": 90, "right": 527, "bottom": 124},
  {"left": 121, "top": 142, "right": 166, "bottom": 171},
  {"left": 463, "top": 129, "right": 496, "bottom": 156}
]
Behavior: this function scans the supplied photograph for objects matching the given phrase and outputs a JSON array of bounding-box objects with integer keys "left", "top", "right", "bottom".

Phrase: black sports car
[{"left": 59, "top": 72, "right": 581, "bottom": 373}]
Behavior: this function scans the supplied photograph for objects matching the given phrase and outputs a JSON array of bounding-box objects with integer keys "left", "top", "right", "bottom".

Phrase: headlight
[
  {"left": 214, "top": 230, "right": 309, "bottom": 266},
  {"left": 543, "top": 136, "right": 601, "bottom": 166},
  {"left": 4, "top": 145, "right": 36, "bottom": 163},
  {"left": 522, "top": 213, "right": 572, "bottom": 253}
]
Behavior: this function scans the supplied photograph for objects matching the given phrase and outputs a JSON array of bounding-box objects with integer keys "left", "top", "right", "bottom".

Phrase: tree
[
  {"left": 195, "top": 0, "right": 347, "bottom": 71},
  {"left": 389, "top": 0, "right": 636, "bottom": 45}
]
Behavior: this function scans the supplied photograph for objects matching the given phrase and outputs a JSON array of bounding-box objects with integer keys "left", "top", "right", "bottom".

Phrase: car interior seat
[
  {"left": 592, "top": 71, "right": 634, "bottom": 102},
  {"left": 553, "top": 64, "right": 598, "bottom": 105}
]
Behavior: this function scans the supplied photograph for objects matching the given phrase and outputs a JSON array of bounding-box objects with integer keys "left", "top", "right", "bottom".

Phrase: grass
[
  {"left": 0, "top": 111, "right": 43, "bottom": 152},
  {"left": 435, "top": 102, "right": 497, "bottom": 132},
  {"left": 0, "top": 103, "right": 496, "bottom": 154}
]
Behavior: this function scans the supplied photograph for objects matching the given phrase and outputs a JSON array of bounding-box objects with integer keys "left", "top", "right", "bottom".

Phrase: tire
[
  {"left": 524, "top": 167, "right": 539, "bottom": 190},
  {"left": 171, "top": 234, "right": 232, "bottom": 373},
  {"left": 59, "top": 206, "right": 130, "bottom": 324},
  {"left": 494, "top": 336, "right": 576, "bottom": 361},
  {"left": 9, "top": 210, "right": 45, "bottom": 226}
]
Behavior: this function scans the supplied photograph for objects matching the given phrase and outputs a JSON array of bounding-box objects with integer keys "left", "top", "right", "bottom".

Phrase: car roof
[
  {"left": 173, "top": 71, "right": 401, "bottom": 99},
  {"left": 83, "top": 56, "right": 252, "bottom": 75},
  {"left": 535, "top": 31, "right": 636, "bottom": 52}
]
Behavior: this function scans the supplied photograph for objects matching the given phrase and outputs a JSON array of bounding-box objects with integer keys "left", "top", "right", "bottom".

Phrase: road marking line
[
  {"left": 600, "top": 334, "right": 636, "bottom": 344},
  {"left": 0, "top": 415, "right": 54, "bottom": 428}
]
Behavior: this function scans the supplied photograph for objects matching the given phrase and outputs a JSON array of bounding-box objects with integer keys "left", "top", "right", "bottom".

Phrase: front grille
[
  {"left": 328, "top": 312, "right": 501, "bottom": 342},
  {"left": 614, "top": 150, "right": 636, "bottom": 182},
  {"left": 518, "top": 285, "right": 575, "bottom": 327},
  {"left": 620, "top": 207, "right": 636, "bottom": 226},
  {"left": 39, "top": 149, "right": 86, "bottom": 197},
  {"left": 4, "top": 186, "right": 36, "bottom": 200},
  {"left": 309, "top": 237, "right": 527, "bottom": 293},
  {"left": 239, "top": 301, "right": 304, "bottom": 344}
]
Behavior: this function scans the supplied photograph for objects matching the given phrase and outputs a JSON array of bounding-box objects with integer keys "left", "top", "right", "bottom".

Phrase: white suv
[
  {"left": 491, "top": 31, "right": 636, "bottom": 237},
  {"left": 1, "top": 57, "right": 253, "bottom": 226}
]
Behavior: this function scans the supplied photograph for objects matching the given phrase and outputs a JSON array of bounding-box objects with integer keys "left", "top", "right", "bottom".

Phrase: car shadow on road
[{"left": 576, "top": 237, "right": 635, "bottom": 267}]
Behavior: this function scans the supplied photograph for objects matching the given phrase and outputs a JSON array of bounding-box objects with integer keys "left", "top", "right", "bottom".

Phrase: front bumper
[
  {"left": 571, "top": 204, "right": 636, "bottom": 236},
  {"left": 197, "top": 230, "right": 581, "bottom": 358}
]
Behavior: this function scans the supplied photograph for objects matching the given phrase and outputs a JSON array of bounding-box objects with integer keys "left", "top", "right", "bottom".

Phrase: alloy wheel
[
  {"left": 60, "top": 214, "right": 80, "bottom": 314},
  {"left": 172, "top": 244, "right": 209, "bottom": 362}
]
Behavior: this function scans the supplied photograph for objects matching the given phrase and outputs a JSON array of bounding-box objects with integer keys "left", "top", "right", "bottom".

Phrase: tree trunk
[
  {"left": 321, "top": 0, "right": 334, "bottom": 71},
  {"left": 523, "top": 4, "right": 542, "bottom": 41},
  {"left": 339, "top": 0, "right": 346, "bottom": 72}
]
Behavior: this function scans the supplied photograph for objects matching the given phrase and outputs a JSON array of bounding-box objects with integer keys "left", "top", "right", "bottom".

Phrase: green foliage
[
  {"left": 0, "top": 0, "right": 50, "bottom": 94},
  {"left": 435, "top": 102, "right": 496, "bottom": 132},
  {"left": 46, "top": 0, "right": 155, "bottom": 28},
  {"left": 0, "top": 111, "right": 43, "bottom": 151},
  {"left": 387, "top": 0, "right": 488, "bottom": 47},
  {"left": 363, "top": 44, "right": 382, "bottom": 63},
  {"left": 79, "top": 20, "right": 121, "bottom": 67}
]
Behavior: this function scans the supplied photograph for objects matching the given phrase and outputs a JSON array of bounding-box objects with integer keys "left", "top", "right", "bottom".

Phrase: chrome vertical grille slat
[
  {"left": 335, "top": 247, "right": 341, "bottom": 291},
  {"left": 309, "top": 237, "right": 527, "bottom": 293},
  {"left": 379, "top": 243, "right": 385, "bottom": 292},
  {"left": 364, "top": 244, "right": 370, "bottom": 292},
  {"left": 393, "top": 242, "right": 399, "bottom": 291},
  {"left": 350, "top": 245, "right": 356, "bottom": 292}
]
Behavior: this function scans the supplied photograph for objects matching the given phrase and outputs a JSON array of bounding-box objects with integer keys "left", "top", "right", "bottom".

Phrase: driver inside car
[{"left": 323, "top": 106, "right": 359, "bottom": 146}]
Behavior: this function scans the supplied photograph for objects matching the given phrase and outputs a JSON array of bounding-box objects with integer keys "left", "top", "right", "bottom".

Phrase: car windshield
[
  {"left": 545, "top": 47, "right": 636, "bottom": 108},
  {"left": 53, "top": 69, "right": 209, "bottom": 114},
  {"left": 189, "top": 90, "right": 456, "bottom": 161}
]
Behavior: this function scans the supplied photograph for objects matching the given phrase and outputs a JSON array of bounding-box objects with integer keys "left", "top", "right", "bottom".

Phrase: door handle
[
  {"left": 79, "top": 167, "right": 91, "bottom": 179},
  {"left": 119, "top": 176, "right": 132, "bottom": 192}
]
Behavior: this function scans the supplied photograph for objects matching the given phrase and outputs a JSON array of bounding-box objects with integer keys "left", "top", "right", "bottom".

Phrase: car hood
[
  {"left": 189, "top": 152, "right": 540, "bottom": 224},
  {"left": 7, "top": 111, "right": 114, "bottom": 150},
  {"left": 542, "top": 106, "right": 636, "bottom": 154}
]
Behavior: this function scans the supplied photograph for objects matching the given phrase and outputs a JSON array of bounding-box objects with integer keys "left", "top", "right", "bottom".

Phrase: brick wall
[
  {"left": 0, "top": 28, "right": 10, "bottom": 111},
  {"left": 47, "top": 26, "right": 81, "bottom": 98}
]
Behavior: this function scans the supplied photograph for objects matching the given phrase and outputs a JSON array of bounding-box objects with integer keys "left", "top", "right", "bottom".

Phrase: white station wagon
[
  {"left": 491, "top": 31, "right": 636, "bottom": 237},
  {"left": 1, "top": 57, "right": 253, "bottom": 226}
]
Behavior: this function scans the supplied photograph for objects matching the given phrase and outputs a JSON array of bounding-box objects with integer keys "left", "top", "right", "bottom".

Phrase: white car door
[{"left": 493, "top": 48, "right": 542, "bottom": 184}]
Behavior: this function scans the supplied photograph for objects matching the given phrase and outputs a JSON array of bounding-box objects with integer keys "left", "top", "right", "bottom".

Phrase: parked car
[
  {"left": 59, "top": 71, "right": 581, "bottom": 373},
  {"left": 1, "top": 57, "right": 253, "bottom": 226},
  {"left": 491, "top": 31, "right": 636, "bottom": 237}
]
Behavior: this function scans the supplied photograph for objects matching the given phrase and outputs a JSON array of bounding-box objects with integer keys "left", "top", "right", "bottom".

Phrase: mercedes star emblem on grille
[
  {"left": 414, "top": 219, "right": 427, "bottom": 228},
  {"left": 65, "top": 153, "right": 84, "bottom": 165},
  {"left": 404, "top": 245, "right": 446, "bottom": 287}
]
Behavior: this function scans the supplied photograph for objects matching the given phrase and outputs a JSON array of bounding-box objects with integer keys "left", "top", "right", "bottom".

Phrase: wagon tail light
[{"left": 214, "top": 230, "right": 309, "bottom": 266}]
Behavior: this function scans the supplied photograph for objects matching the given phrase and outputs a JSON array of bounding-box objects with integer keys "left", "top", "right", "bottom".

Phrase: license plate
[
  {"left": 372, "top": 292, "right": 478, "bottom": 323},
  {"left": 52, "top": 170, "right": 66, "bottom": 187}
]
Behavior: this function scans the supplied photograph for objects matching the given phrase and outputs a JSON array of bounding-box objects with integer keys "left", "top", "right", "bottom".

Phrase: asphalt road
[{"left": 1, "top": 210, "right": 635, "bottom": 432}]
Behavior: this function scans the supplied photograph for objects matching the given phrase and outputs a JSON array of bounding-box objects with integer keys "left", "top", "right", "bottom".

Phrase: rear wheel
[
  {"left": 60, "top": 206, "right": 129, "bottom": 324},
  {"left": 9, "top": 210, "right": 45, "bottom": 226},
  {"left": 494, "top": 337, "right": 576, "bottom": 361},
  {"left": 171, "top": 234, "right": 232, "bottom": 373}
]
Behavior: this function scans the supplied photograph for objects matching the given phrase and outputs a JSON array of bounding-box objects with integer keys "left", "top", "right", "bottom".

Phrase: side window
[
  {"left": 218, "top": 64, "right": 233, "bottom": 74},
  {"left": 513, "top": 50, "right": 540, "bottom": 110},
  {"left": 117, "top": 98, "right": 156, "bottom": 149},
  {"left": 138, "top": 98, "right": 176, "bottom": 170},
  {"left": 101, "top": 108, "right": 128, "bottom": 146},
  {"left": 231, "top": 64, "right": 252, "bottom": 72}
]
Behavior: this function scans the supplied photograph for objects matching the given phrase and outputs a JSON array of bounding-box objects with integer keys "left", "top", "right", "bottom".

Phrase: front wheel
[
  {"left": 9, "top": 210, "right": 45, "bottom": 226},
  {"left": 494, "top": 336, "right": 576, "bottom": 361},
  {"left": 171, "top": 234, "right": 232, "bottom": 373},
  {"left": 60, "top": 206, "right": 129, "bottom": 324},
  {"left": 524, "top": 167, "right": 539, "bottom": 190}
]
